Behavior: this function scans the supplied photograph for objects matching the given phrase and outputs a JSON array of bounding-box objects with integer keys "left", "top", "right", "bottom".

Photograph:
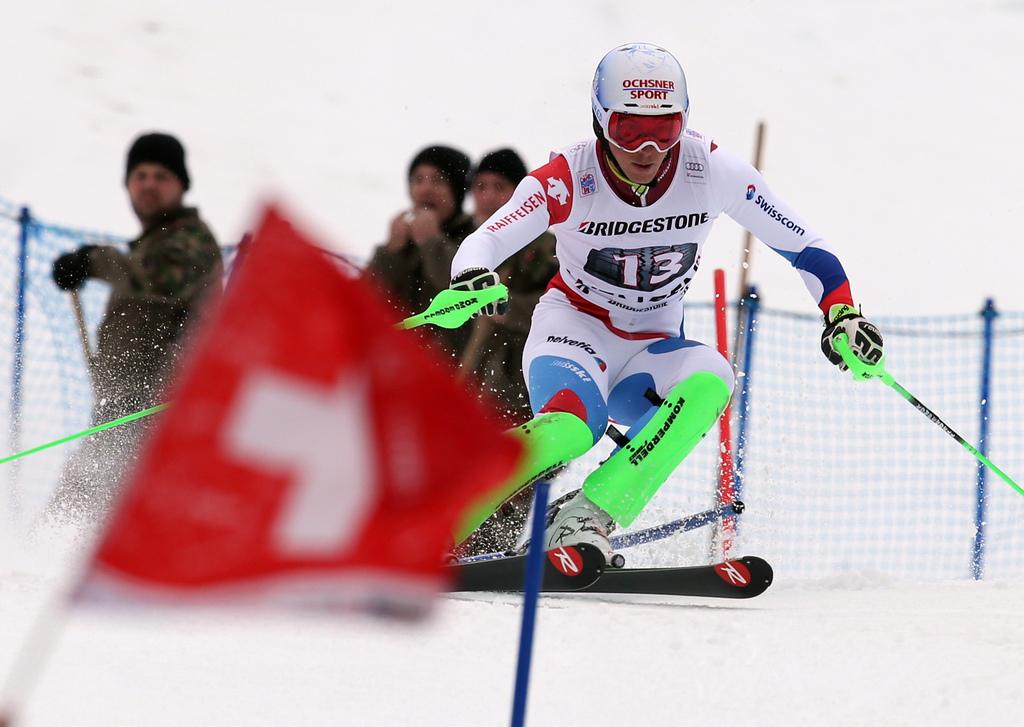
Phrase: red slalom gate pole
[{"left": 713, "top": 269, "right": 737, "bottom": 558}]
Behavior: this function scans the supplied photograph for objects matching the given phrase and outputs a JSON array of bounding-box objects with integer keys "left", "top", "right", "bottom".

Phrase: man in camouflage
[
  {"left": 48, "top": 132, "right": 222, "bottom": 519},
  {"left": 364, "top": 145, "right": 477, "bottom": 362}
]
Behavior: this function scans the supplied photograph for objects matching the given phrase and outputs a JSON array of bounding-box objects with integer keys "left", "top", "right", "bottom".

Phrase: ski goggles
[{"left": 604, "top": 111, "right": 684, "bottom": 153}]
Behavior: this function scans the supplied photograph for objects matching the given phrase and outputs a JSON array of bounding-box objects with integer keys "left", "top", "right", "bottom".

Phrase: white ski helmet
[{"left": 592, "top": 43, "right": 689, "bottom": 152}]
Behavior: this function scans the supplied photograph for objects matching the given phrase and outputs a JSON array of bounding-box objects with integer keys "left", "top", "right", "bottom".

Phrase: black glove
[
  {"left": 51, "top": 246, "right": 95, "bottom": 291},
  {"left": 821, "top": 303, "right": 884, "bottom": 371},
  {"left": 450, "top": 267, "right": 509, "bottom": 317}
]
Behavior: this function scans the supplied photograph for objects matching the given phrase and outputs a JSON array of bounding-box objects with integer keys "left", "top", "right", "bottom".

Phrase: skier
[{"left": 449, "top": 42, "right": 884, "bottom": 564}]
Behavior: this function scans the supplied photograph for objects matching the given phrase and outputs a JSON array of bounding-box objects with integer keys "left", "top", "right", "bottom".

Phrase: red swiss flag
[{"left": 74, "top": 206, "right": 523, "bottom": 617}]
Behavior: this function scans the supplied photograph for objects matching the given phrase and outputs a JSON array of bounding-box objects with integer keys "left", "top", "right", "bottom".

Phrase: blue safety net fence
[
  {"left": 2, "top": 197, "right": 1021, "bottom": 580},
  {"left": 553, "top": 301, "right": 1023, "bottom": 581},
  {"left": 0, "top": 200, "right": 239, "bottom": 519},
  {"left": 1, "top": 200, "right": 124, "bottom": 519},
  {"left": 727, "top": 306, "right": 1023, "bottom": 581}
]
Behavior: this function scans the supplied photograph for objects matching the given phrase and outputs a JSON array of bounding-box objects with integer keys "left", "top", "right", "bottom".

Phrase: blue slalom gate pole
[
  {"left": 733, "top": 287, "right": 760, "bottom": 508},
  {"left": 510, "top": 479, "right": 551, "bottom": 727}
]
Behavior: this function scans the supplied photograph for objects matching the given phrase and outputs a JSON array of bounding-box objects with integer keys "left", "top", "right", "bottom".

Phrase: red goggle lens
[{"left": 607, "top": 112, "right": 683, "bottom": 152}]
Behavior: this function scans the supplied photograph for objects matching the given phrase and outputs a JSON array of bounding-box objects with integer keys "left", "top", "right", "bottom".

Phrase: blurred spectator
[
  {"left": 365, "top": 145, "right": 475, "bottom": 360},
  {"left": 462, "top": 149, "right": 558, "bottom": 423},
  {"left": 47, "top": 132, "right": 222, "bottom": 520}
]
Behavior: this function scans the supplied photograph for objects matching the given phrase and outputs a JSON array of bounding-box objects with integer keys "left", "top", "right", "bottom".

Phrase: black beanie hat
[
  {"left": 474, "top": 148, "right": 528, "bottom": 186},
  {"left": 408, "top": 145, "right": 471, "bottom": 211},
  {"left": 125, "top": 132, "right": 191, "bottom": 190}
]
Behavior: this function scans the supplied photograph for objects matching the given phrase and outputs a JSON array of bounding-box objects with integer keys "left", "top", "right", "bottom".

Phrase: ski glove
[
  {"left": 450, "top": 267, "right": 509, "bottom": 317},
  {"left": 821, "top": 303, "right": 884, "bottom": 371},
  {"left": 52, "top": 245, "right": 95, "bottom": 291}
]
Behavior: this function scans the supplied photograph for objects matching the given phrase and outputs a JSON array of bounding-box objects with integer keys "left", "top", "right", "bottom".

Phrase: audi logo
[{"left": 685, "top": 162, "right": 704, "bottom": 172}]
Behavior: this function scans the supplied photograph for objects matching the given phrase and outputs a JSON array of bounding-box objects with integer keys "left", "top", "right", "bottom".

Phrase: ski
[
  {"left": 449, "top": 543, "right": 605, "bottom": 592},
  {"left": 576, "top": 556, "right": 772, "bottom": 599},
  {"left": 449, "top": 554, "right": 773, "bottom": 599},
  {"left": 459, "top": 500, "right": 744, "bottom": 565}
]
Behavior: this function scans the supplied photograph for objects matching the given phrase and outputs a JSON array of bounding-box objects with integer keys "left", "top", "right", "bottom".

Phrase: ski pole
[
  {"left": 835, "top": 333, "right": 1022, "bottom": 498},
  {"left": 0, "top": 404, "right": 169, "bottom": 467},
  {"left": 397, "top": 284, "right": 509, "bottom": 330},
  {"left": 611, "top": 500, "right": 744, "bottom": 550},
  {"left": 4, "top": 285, "right": 504, "bottom": 467}
]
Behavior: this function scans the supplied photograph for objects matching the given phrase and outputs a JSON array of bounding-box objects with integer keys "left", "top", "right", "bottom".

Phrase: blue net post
[
  {"left": 972, "top": 298, "right": 998, "bottom": 580},
  {"left": 9, "top": 207, "right": 31, "bottom": 511},
  {"left": 733, "top": 287, "right": 760, "bottom": 510}
]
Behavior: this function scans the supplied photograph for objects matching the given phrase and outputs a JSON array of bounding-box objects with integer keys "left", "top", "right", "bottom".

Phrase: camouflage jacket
[
  {"left": 364, "top": 213, "right": 476, "bottom": 362},
  {"left": 86, "top": 206, "right": 222, "bottom": 420}
]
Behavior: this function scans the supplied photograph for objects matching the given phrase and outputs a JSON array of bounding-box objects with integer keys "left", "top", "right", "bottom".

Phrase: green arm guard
[
  {"left": 583, "top": 371, "right": 731, "bottom": 527},
  {"left": 398, "top": 284, "right": 509, "bottom": 330}
]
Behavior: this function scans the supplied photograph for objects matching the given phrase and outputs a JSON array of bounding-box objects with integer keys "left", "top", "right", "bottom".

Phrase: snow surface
[
  {"left": 3, "top": 524, "right": 1024, "bottom": 727},
  {"left": 4, "top": 1, "right": 1024, "bottom": 724}
]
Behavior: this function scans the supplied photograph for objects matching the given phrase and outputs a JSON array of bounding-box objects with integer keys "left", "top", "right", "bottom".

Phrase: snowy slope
[{"left": 3, "top": 524, "right": 1024, "bottom": 727}]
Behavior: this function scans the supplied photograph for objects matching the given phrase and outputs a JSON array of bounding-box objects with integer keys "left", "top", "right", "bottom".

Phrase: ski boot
[{"left": 544, "top": 490, "right": 625, "bottom": 569}]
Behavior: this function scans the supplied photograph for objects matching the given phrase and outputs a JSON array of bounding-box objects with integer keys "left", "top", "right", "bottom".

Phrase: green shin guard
[
  {"left": 454, "top": 411, "right": 594, "bottom": 544},
  {"left": 583, "top": 371, "right": 731, "bottom": 527}
]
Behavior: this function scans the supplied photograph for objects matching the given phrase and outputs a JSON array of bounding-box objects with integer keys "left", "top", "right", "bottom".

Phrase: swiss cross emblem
[
  {"left": 225, "top": 370, "right": 376, "bottom": 555},
  {"left": 546, "top": 176, "right": 570, "bottom": 205}
]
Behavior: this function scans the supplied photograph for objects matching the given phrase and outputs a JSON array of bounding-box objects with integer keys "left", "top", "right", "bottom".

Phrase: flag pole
[
  {"left": 0, "top": 580, "right": 76, "bottom": 726},
  {"left": 509, "top": 478, "right": 551, "bottom": 727},
  {"left": 2, "top": 474, "right": 116, "bottom": 726}
]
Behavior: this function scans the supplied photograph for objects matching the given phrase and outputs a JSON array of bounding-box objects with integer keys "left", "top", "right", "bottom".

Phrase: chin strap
[{"left": 602, "top": 148, "right": 653, "bottom": 198}]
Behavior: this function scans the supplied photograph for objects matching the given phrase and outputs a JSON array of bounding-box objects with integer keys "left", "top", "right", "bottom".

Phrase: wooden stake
[
  {"left": 733, "top": 121, "right": 766, "bottom": 367},
  {"left": 736, "top": 121, "right": 766, "bottom": 302},
  {"left": 69, "top": 290, "right": 96, "bottom": 382},
  {"left": 457, "top": 317, "right": 492, "bottom": 381}
]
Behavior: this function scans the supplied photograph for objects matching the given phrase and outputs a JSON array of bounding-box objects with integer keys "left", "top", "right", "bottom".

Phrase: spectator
[
  {"left": 47, "top": 132, "right": 222, "bottom": 520},
  {"left": 364, "top": 145, "right": 474, "bottom": 361},
  {"left": 462, "top": 149, "right": 558, "bottom": 423}
]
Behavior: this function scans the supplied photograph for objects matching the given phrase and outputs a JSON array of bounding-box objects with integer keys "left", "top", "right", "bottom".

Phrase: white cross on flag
[{"left": 73, "top": 206, "right": 523, "bottom": 617}]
